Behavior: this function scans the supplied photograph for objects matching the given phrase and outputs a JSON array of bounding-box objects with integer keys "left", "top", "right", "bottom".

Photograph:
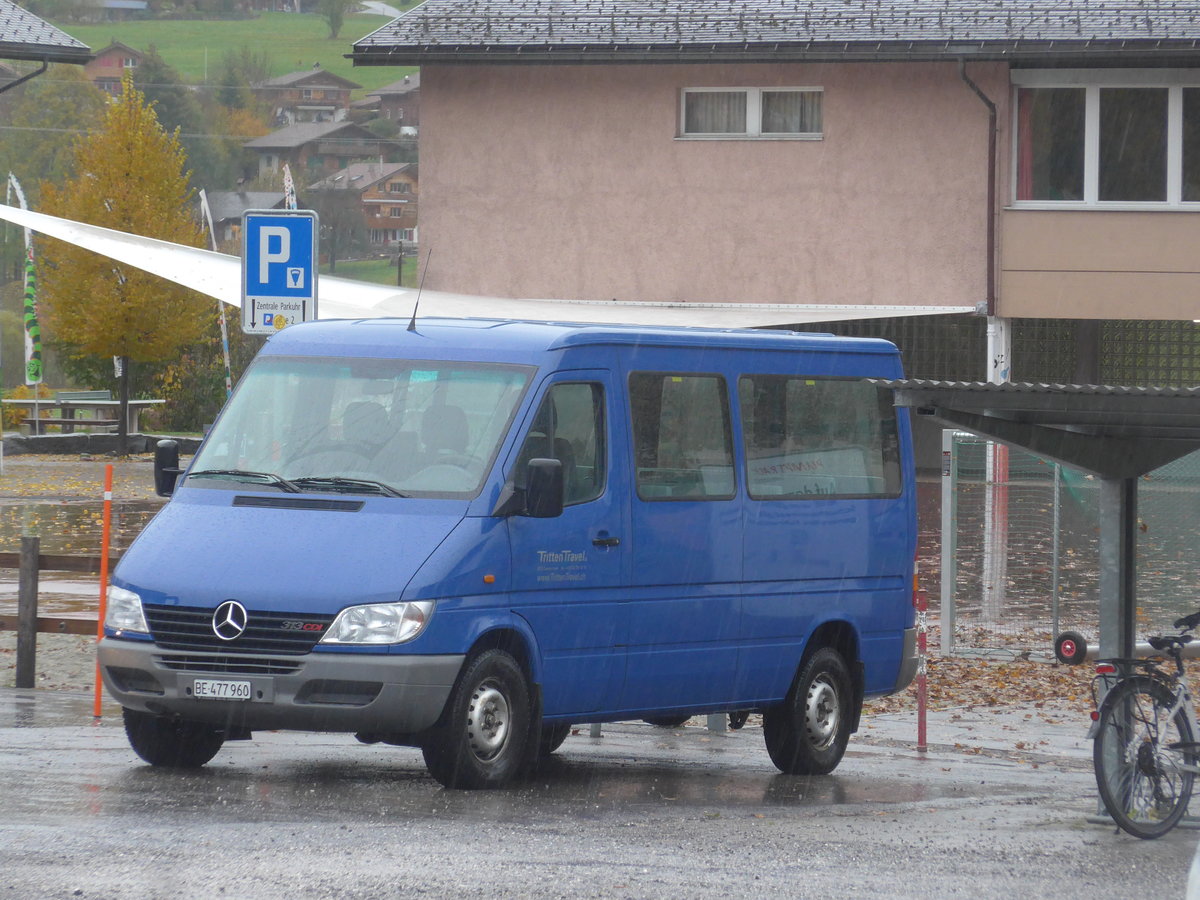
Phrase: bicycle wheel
[{"left": 1093, "top": 676, "right": 1197, "bottom": 839}]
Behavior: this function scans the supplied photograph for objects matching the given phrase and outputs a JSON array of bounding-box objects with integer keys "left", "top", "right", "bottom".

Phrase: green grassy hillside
[{"left": 59, "top": 12, "right": 415, "bottom": 93}]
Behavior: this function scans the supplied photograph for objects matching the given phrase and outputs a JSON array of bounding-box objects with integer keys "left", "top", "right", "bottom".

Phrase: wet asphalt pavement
[{"left": 1, "top": 690, "right": 1196, "bottom": 899}]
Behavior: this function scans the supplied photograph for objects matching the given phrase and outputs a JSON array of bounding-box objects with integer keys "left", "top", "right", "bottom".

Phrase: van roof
[{"left": 264, "top": 317, "right": 901, "bottom": 359}]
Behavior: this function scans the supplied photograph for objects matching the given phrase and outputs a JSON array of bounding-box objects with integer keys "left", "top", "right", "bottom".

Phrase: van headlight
[
  {"left": 105, "top": 585, "right": 149, "bottom": 635},
  {"left": 320, "top": 601, "right": 434, "bottom": 645}
]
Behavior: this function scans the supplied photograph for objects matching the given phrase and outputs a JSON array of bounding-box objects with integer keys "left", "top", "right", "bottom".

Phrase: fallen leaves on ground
[
  {"left": 865, "top": 654, "right": 1095, "bottom": 715},
  {"left": 0, "top": 454, "right": 168, "bottom": 502}
]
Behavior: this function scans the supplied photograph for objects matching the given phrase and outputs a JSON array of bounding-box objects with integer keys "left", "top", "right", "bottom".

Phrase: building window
[
  {"left": 388, "top": 182, "right": 410, "bottom": 194},
  {"left": 388, "top": 207, "right": 404, "bottom": 217},
  {"left": 680, "top": 88, "right": 822, "bottom": 139},
  {"left": 123, "top": 57, "right": 138, "bottom": 68},
  {"left": 1014, "top": 71, "right": 1200, "bottom": 207}
]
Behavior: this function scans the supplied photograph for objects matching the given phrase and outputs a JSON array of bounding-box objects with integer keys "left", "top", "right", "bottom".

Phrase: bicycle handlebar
[{"left": 1173, "top": 610, "right": 1200, "bottom": 631}]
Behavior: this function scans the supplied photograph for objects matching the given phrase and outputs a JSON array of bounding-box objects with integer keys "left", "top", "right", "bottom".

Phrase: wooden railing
[{"left": 0, "top": 536, "right": 119, "bottom": 688}]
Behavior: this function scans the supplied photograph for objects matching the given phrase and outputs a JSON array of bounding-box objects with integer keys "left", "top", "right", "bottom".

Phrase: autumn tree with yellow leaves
[{"left": 38, "top": 75, "right": 211, "bottom": 453}]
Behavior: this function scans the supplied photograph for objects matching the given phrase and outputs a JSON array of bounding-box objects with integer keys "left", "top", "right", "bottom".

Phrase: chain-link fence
[{"left": 934, "top": 430, "right": 1200, "bottom": 657}]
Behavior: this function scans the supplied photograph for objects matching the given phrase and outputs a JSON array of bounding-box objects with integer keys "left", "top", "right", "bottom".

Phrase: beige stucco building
[{"left": 353, "top": 2, "right": 1200, "bottom": 384}]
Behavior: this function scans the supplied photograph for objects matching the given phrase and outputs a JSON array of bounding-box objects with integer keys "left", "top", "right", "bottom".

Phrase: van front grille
[
  {"left": 154, "top": 654, "right": 304, "bottom": 676},
  {"left": 143, "top": 605, "right": 335, "bottom": 655}
]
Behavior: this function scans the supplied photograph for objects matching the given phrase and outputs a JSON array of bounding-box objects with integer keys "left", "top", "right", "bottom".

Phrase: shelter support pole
[
  {"left": 1097, "top": 477, "right": 1137, "bottom": 661},
  {"left": 1092, "top": 476, "right": 1139, "bottom": 822},
  {"left": 981, "top": 318, "right": 1012, "bottom": 622}
]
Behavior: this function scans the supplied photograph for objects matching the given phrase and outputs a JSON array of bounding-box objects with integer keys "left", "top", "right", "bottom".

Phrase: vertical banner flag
[
  {"left": 282, "top": 163, "right": 298, "bottom": 211},
  {"left": 6, "top": 174, "right": 41, "bottom": 385},
  {"left": 22, "top": 248, "right": 41, "bottom": 385}
]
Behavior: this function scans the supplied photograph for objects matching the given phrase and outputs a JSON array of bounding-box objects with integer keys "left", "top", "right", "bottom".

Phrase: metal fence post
[
  {"left": 15, "top": 534, "right": 39, "bottom": 689},
  {"left": 940, "top": 430, "right": 958, "bottom": 654}
]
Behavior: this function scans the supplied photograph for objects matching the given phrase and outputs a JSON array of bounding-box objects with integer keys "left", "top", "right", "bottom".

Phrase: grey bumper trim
[{"left": 99, "top": 638, "right": 464, "bottom": 735}]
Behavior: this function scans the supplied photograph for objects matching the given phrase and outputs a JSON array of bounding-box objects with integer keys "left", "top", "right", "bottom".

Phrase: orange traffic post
[{"left": 93, "top": 464, "right": 114, "bottom": 720}]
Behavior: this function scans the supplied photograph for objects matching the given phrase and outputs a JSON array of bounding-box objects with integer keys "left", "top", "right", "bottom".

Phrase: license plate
[{"left": 192, "top": 678, "right": 252, "bottom": 701}]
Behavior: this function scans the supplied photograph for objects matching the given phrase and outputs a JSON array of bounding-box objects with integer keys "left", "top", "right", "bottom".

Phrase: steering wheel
[
  {"left": 426, "top": 452, "right": 483, "bottom": 471},
  {"left": 286, "top": 443, "right": 372, "bottom": 464}
]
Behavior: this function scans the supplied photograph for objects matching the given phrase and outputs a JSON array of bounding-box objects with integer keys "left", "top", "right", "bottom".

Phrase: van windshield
[{"left": 189, "top": 355, "right": 533, "bottom": 498}]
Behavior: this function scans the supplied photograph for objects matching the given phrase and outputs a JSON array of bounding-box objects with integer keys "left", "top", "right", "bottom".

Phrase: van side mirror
[
  {"left": 492, "top": 457, "right": 564, "bottom": 518},
  {"left": 154, "top": 439, "right": 183, "bottom": 497},
  {"left": 524, "top": 458, "right": 564, "bottom": 518}
]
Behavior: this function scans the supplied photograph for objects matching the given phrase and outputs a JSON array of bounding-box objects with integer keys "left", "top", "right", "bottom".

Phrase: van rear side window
[
  {"left": 739, "top": 376, "right": 902, "bottom": 499},
  {"left": 630, "top": 372, "right": 735, "bottom": 500}
]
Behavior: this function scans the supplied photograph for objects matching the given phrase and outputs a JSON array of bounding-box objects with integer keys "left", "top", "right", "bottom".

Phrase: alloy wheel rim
[
  {"left": 466, "top": 680, "right": 510, "bottom": 761},
  {"left": 805, "top": 675, "right": 840, "bottom": 750}
]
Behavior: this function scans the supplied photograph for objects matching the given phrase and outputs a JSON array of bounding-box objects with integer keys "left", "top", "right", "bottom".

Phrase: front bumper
[{"left": 99, "top": 637, "right": 463, "bottom": 735}]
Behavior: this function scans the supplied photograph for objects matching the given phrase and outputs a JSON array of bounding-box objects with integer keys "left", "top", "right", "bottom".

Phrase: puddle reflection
[
  {"left": 0, "top": 500, "right": 160, "bottom": 615},
  {"left": 70, "top": 747, "right": 956, "bottom": 824}
]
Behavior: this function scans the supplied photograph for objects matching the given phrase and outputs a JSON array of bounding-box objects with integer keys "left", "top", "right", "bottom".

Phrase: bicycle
[{"left": 1089, "top": 610, "right": 1200, "bottom": 839}]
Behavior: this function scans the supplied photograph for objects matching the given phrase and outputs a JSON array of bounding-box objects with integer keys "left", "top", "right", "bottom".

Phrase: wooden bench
[
  {"left": 24, "top": 390, "right": 119, "bottom": 434},
  {"left": 22, "top": 414, "right": 120, "bottom": 434}
]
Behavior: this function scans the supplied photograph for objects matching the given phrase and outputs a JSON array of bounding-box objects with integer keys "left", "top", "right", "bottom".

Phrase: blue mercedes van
[{"left": 98, "top": 318, "right": 917, "bottom": 789}]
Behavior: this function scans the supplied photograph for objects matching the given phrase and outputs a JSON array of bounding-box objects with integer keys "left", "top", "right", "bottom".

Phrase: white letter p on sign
[{"left": 259, "top": 226, "right": 291, "bottom": 284}]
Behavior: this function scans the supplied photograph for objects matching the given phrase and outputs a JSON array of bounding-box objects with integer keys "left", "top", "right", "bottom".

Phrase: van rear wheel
[
  {"left": 763, "top": 647, "right": 853, "bottom": 776},
  {"left": 122, "top": 708, "right": 225, "bottom": 768},
  {"left": 422, "top": 649, "right": 533, "bottom": 789}
]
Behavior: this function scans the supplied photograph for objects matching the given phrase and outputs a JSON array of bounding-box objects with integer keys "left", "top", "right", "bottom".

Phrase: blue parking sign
[{"left": 241, "top": 210, "right": 319, "bottom": 335}]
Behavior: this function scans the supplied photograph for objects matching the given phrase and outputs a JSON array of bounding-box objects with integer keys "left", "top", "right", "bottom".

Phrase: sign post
[{"left": 241, "top": 209, "right": 318, "bottom": 335}]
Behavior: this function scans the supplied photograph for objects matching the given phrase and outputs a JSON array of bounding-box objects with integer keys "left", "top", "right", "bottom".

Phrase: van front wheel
[
  {"left": 422, "top": 649, "right": 532, "bottom": 789},
  {"left": 763, "top": 647, "right": 852, "bottom": 776},
  {"left": 122, "top": 708, "right": 225, "bottom": 768}
]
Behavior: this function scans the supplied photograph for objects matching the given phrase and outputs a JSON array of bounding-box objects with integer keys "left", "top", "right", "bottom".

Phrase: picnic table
[{"left": 2, "top": 390, "right": 165, "bottom": 434}]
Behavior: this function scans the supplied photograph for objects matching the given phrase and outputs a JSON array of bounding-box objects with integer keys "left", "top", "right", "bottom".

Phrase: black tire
[
  {"left": 538, "top": 723, "right": 571, "bottom": 758},
  {"left": 422, "top": 649, "right": 533, "bottom": 789},
  {"left": 1093, "top": 676, "right": 1197, "bottom": 839},
  {"left": 1054, "top": 631, "right": 1088, "bottom": 665},
  {"left": 122, "top": 708, "right": 225, "bottom": 768},
  {"left": 763, "top": 647, "right": 854, "bottom": 776},
  {"left": 643, "top": 716, "right": 691, "bottom": 728}
]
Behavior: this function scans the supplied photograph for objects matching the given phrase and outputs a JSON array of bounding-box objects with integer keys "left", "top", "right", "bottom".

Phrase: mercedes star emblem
[{"left": 212, "top": 600, "right": 248, "bottom": 641}]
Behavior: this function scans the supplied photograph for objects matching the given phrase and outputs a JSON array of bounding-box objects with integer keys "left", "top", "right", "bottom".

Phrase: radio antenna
[{"left": 407, "top": 248, "right": 432, "bottom": 332}]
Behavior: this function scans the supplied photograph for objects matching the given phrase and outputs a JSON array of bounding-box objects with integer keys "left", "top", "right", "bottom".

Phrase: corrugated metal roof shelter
[
  {"left": 887, "top": 379, "right": 1200, "bottom": 662},
  {"left": 352, "top": 0, "right": 1200, "bottom": 65},
  {"left": 0, "top": 0, "right": 90, "bottom": 65}
]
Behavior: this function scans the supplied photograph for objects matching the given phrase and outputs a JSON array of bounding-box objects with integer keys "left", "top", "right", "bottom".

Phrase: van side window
[
  {"left": 515, "top": 383, "right": 606, "bottom": 505},
  {"left": 629, "top": 372, "right": 735, "bottom": 500},
  {"left": 739, "top": 376, "right": 902, "bottom": 499}
]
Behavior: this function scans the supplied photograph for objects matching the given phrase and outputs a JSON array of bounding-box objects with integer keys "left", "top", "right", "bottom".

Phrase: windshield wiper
[
  {"left": 290, "top": 476, "right": 408, "bottom": 498},
  {"left": 187, "top": 469, "right": 302, "bottom": 493}
]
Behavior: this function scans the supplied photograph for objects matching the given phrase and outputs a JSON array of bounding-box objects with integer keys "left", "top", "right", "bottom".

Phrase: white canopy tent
[{"left": 0, "top": 203, "right": 972, "bottom": 329}]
